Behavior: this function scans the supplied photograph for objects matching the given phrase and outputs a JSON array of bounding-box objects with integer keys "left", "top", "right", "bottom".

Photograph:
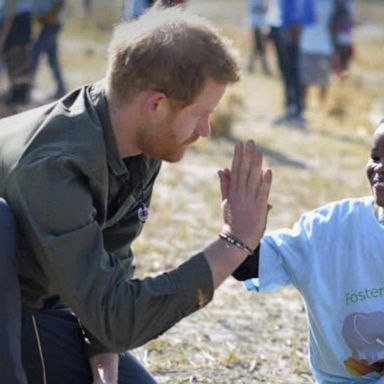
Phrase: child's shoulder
[{"left": 308, "top": 196, "right": 372, "bottom": 221}]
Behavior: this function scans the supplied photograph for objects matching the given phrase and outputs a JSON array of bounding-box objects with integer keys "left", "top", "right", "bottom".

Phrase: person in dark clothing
[
  {"left": 124, "top": 0, "right": 185, "bottom": 20},
  {"left": 0, "top": 2, "right": 272, "bottom": 383},
  {"left": 0, "top": 199, "right": 28, "bottom": 384},
  {"left": 31, "top": 0, "right": 67, "bottom": 101},
  {"left": 0, "top": 0, "right": 32, "bottom": 111},
  {"left": 267, "top": 0, "right": 315, "bottom": 128}
]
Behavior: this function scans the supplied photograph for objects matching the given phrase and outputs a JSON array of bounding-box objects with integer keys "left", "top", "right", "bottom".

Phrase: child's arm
[
  {"left": 231, "top": 244, "right": 260, "bottom": 281},
  {"left": 89, "top": 353, "right": 119, "bottom": 384}
]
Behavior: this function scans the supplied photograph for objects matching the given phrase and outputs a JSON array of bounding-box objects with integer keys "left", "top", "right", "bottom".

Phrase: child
[
  {"left": 232, "top": 120, "right": 384, "bottom": 382},
  {"left": 299, "top": 0, "right": 335, "bottom": 118},
  {"left": 247, "top": 0, "right": 271, "bottom": 75}
]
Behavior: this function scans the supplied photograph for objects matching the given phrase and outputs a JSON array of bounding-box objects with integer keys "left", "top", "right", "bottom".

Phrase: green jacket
[{"left": 0, "top": 80, "right": 214, "bottom": 354}]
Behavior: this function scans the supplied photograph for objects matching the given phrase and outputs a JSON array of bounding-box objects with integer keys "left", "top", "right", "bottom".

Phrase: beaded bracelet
[{"left": 219, "top": 231, "right": 253, "bottom": 256}]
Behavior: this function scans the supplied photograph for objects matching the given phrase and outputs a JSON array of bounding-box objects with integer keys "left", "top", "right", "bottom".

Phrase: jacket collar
[{"left": 89, "top": 79, "right": 128, "bottom": 177}]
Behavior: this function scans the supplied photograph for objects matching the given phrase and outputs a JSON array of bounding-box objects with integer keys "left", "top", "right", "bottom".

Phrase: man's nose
[{"left": 196, "top": 117, "right": 211, "bottom": 138}]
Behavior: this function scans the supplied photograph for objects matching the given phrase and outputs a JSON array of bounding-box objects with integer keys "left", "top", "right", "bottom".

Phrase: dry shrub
[
  {"left": 369, "top": 98, "right": 384, "bottom": 127},
  {"left": 210, "top": 90, "right": 244, "bottom": 139},
  {"left": 325, "top": 79, "right": 350, "bottom": 117},
  {"left": 324, "top": 74, "right": 377, "bottom": 131}
]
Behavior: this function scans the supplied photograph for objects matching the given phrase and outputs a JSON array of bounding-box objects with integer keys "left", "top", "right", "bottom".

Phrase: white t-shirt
[
  {"left": 300, "top": 0, "right": 335, "bottom": 55},
  {"left": 245, "top": 197, "right": 384, "bottom": 383},
  {"left": 248, "top": 0, "right": 269, "bottom": 28},
  {"left": 265, "top": 0, "right": 282, "bottom": 28}
]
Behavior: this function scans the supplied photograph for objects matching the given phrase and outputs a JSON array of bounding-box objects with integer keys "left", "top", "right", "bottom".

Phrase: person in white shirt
[
  {"left": 299, "top": 0, "right": 335, "bottom": 116},
  {"left": 247, "top": 0, "right": 271, "bottom": 75},
  {"left": 232, "top": 119, "right": 384, "bottom": 383}
]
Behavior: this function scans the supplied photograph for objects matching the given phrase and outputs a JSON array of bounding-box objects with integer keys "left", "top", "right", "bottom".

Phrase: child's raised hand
[{"left": 218, "top": 140, "right": 272, "bottom": 250}]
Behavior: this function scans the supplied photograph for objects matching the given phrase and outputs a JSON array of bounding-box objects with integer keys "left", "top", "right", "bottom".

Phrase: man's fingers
[
  {"left": 258, "top": 168, "right": 273, "bottom": 203},
  {"left": 230, "top": 142, "right": 243, "bottom": 191},
  {"left": 237, "top": 140, "right": 256, "bottom": 190},
  {"left": 229, "top": 140, "right": 268, "bottom": 199},
  {"left": 246, "top": 144, "right": 263, "bottom": 197},
  {"left": 218, "top": 169, "right": 230, "bottom": 200}
]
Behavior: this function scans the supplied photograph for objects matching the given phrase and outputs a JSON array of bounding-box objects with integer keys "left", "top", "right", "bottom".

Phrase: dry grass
[{"left": 34, "top": 1, "right": 384, "bottom": 382}]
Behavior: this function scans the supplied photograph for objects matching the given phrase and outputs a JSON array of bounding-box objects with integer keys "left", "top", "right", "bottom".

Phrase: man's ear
[{"left": 143, "top": 91, "right": 170, "bottom": 123}]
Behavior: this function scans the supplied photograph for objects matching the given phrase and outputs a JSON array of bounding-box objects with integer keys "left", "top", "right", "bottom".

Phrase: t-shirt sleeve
[{"left": 244, "top": 212, "right": 313, "bottom": 292}]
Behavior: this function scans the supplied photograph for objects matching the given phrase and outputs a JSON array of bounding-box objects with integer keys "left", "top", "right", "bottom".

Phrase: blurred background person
[
  {"left": 124, "top": 0, "right": 150, "bottom": 19},
  {"left": 123, "top": 0, "right": 185, "bottom": 20},
  {"left": 31, "top": 0, "right": 67, "bottom": 102},
  {"left": 82, "top": 0, "right": 92, "bottom": 17},
  {"left": 332, "top": 0, "right": 355, "bottom": 78},
  {"left": 246, "top": 0, "right": 271, "bottom": 75},
  {"left": 162, "top": 0, "right": 186, "bottom": 5},
  {"left": 267, "top": 0, "right": 315, "bottom": 129},
  {"left": 0, "top": 0, "right": 32, "bottom": 113},
  {"left": 299, "top": 0, "right": 336, "bottom": 126},
  {"left": 264, "top": 0, "right": 282, "bottom": 76}
]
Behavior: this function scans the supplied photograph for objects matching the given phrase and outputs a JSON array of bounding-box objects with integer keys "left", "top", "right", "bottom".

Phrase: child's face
[{"left": 366, "top": 122, "right": 384, "bottom": 207}]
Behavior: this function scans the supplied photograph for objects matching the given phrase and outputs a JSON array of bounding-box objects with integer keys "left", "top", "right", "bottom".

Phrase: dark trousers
[
  {"left": 22, "top": 304, "right": 158, "bottom": 383},
  {"left": 31, "top": 23, "right": 66, "bottom": 96},
  {"left": 1, "top": 12, "right": 32, "bottom": 105},
  {"left": 252, "top": 27, "right": 266, "bottom": 56},
  {"left": 0, "top": 198, "right": 28, "bottom": 384},
  {"left": 269, "top": 26, "right": 302, "bottom": 116}
]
